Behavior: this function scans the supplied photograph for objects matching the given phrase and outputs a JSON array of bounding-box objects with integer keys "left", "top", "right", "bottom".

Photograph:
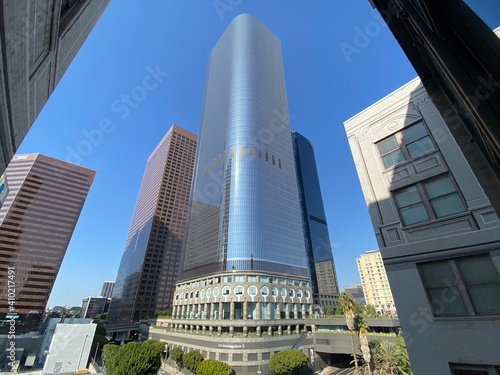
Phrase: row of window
[
  {"left": 177, "top": 276, "right": 309, "bottom": 290},
  {"left": 176, "top": 286, "right": 311, "bottom": 300},
  {"left": 203, "top": 146, "right": 282, "bottom": 176}
]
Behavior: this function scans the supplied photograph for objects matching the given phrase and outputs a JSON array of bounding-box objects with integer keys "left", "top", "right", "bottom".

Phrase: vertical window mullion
[
  {"left": 395, "top": 132, "right": 411, "bottom": 160},
  {"left": 449, "top": 260, "right": 476, "bottom": 316},
  {"left": 415, "top": 182, "right": 436, "bottom": 220}
]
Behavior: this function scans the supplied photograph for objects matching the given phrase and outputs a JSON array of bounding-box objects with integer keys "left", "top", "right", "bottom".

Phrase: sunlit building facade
[
  {"left": 0, "top": 154, "right": 95, "bottom": 327},
  {"left": 107, "top": 125, "right": 197, "bottom": 323},
  {"left": 168, "top": 14, "right": 313, "bottom": 374},
  {"left": 345, "top": 77, "right": 500, "bottom": 374}
]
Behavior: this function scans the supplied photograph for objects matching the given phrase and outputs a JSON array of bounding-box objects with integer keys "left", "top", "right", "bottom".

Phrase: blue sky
[{"left": 17, "top": 1, "right": 425, "bottom": 307}]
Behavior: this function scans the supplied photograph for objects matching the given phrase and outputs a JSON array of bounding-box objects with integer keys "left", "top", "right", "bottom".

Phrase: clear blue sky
[{"left": 17, "top": 1, "right": 424, "bottom": 307}]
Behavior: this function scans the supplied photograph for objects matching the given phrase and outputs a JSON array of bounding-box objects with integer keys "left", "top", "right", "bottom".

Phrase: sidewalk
[{"left": 158, "top": 360, "right": 185, "bottom": 375}]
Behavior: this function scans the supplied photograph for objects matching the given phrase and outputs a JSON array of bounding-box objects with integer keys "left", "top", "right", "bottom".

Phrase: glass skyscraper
[
  {"left": 172, "top": 14, "right": 313, "bottom": 336},
  {"left": 107, "top": 125, "right": 197, "bottom": 323},
  {"left": 292, "top": 130, "right": 340, "bottom": 308}
]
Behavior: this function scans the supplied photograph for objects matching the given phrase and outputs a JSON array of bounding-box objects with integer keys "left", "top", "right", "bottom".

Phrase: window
[
  {"left": 271, "top": 287, "right": 278, "bottom": 296},
  {"left": 223, "top": 276, "right": 232, "bottom": 283},
  {"left": 234, "top": 285, "right": 243, "bottom": 295},
  {"left": 247, "top": 275, "right": 257, "bottom": 282},
  {"left": 394, "top": 174, "right": 466, "bottom": 225},
  {"left": 450, "top": 363, "right": 499, "bottom": 375},
  {"left": 222, "top": 286, "right": 230, "bottom": 296},
  {"left": 260, "top": 276, "right": 268, "bottom": 283},
  {"left": 248, "top": 285, "right": 257, "bottom": 296},
  {"left": 213, "top": 287, "right": 219, "bottom": 297},
  {"left": 261, "top": 286, "right": 269, "bottom": 296},
  {"left": 234, "top": 275, "right": 244, "bottom": 282},
  {"left": 419, "top": 254, "right": 500, "bottom": 317},
  {"left": 377, "top": 121, "right": 435, "bottom": 169},
  {"left": 280, "top": 288, "right": 287, "bottom": 297}
]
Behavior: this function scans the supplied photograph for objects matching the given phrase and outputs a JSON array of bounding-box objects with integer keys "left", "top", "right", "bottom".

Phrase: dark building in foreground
[
  {"left": 369, "top": 0, "right": 500, "bottom": 218},
  {"left": 0, "top": 0, "right": 110, "bottom": 175},
  {"left": 0, "top": 154, "right": 95, "bottom": 327},
  {"left": 292, "top": 130, "right": 340, "bottom": 309},
  {"left": 107, "top": 125, "right": 197, "bottom": 323}
]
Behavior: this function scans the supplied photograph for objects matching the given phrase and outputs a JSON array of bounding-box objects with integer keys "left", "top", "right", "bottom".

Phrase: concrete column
[
  {"left": 285, "top": 303, "right": 290, "bottom": 319},
  {"left": 229, "top": 326, "right": 234, "bottom": 337},
  {"left": 202, "top": 325, "right": 206, "bottom": 334},
  {"left": 287, "top": 325, "right": 292, "bottom": 335},
  {"left": 293, "top": 303, "right": 298, "bottom": 319},
  {"left": 172, "top": 305, "right": 177, "bottom": 319},
  {"left": 268, "top": 326, "right": 272, "bottom": 336},
  {"left": 210, "top": 302, "right": 214, "bottom": 320},
  {"left": 256, "top": 300, "right": 261, "bottom": 320},
  {"left": 209, "top": 325, "right": 213, "bottom": 335},
  {"left": 243, "top": 326, "right": 248, "bottom": 337},
  {"left": 204, "top": 302, "right": 208, "bottom": 319},
  {"left": 309, "top": 304, "right": 313, "bottom": 317},
  {"left": 266, "top": 301, "right": 271, "bottom": 319},
  {"left": 278, "top": 325, "right": 282, "bottom": 336},
  {"left": 218, "top": 301, "right": 223, "bottom": 320},
  {"left": 218, "top": 326, "right": 222, "bottom": 337},
  {"left": 256, "top": 326, "right": 261, "bottom": 337},
  {"left": 243, "top": 300, "right": 248, "bottom": 320},
  {"left": 180, "top": 305, "right": 185, "bottom": 319},
  {"left": 230, "top": 300, "right": 235, "bottom": 320}
]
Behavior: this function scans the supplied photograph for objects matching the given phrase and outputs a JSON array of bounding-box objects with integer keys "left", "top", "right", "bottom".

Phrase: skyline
[{"left": 16, "top": 1, "right": 422, "bottom": 307}]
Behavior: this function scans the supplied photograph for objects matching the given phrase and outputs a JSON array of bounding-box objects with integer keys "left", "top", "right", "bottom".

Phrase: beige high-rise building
[{"left": 356, "top": 250, "right": 396, "bottom": 315}]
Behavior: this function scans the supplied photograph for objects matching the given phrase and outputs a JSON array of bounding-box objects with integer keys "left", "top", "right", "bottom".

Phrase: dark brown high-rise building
[
  {"left": 0, "top": 0, "right": 110, "bottom": 175},
  {"left": 107, "top": 125, "right": 197, "bottom": 323},
  {"left": 0, "top": 153, "right": 95, "bottom": 327}
]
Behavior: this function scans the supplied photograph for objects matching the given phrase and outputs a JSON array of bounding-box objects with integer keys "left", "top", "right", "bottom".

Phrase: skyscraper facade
[
  {"left": 356, "top": 250, "right": 396, "bottom": 315},
  {"left": 100, "top": 281, "right": 115, "bottom": 299},
  {"left": 167, "top": 15, "right": 313, "bottom": 373},
  {"left": 291, "top": 130, "right": 340, "bottom": 309},
  {"left": 0, "top": 0, "right": 110, "bottom": 175},
  {"left": 0, "top": 154, "right": 95, "bottom": 327},
  {"left": 107, "top": 125, "right": 197, "bottom": 323}
]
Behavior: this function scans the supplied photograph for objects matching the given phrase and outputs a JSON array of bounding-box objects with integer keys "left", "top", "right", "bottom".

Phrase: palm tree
[
  {"left": 355, "top": 315, "right": 372, "bottom": 375},
  {"left": 366, "top": 338, "right": 412, "bottom": 375},
  {"left": 338, "top": 291, "right": 358, "bottom": 371}
]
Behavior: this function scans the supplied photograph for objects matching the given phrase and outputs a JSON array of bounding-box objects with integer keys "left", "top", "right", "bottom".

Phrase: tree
[
  {"left": 339, "top": 291, "right": 359, "bottom": 371},
  {"left": 102, "top": 344, "right": 120, "bottom": 374},
  {"left": 196, "top": 359, "right": 233, "bottom": 375},
  {"left": 184, "top": 350, "right": 204, "bottom": 374},
  {"left": 325, "top": 305, "right": 335, "bottom": 316},
  {"left": 154, "top": 309, "right": 172, "bottom": 317},
  {"left": 365, "top": 304, "right": 377, "bottom": 317},
  {"left": 269, "top": 349, "right": 309, "bottom": 375},
  {"left": 355, "top": 315, "right": 372, "bottom": 375},
  {"left": 170, "top": 346, "right": 184, "bottom": 369},
  {"left": 102, "top": 340, "right": 164, "bottom": 375},
  {"left": 358, "top": 338, "right": 412, "bottom": 375}
]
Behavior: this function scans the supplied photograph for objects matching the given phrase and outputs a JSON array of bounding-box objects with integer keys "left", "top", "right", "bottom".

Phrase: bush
[
  {"left": 269, "top": 349, "right": 309, "bottom": 375},
  {"left": 196, "top": 359, "right": 233, "bottom": 375},
  {"left": 102, "top": 340, "right": 164, "bottom": 375},
  {"left": 184, "top": 350, "right": 204, "bottom": 373},
  {"left": 170, "top": 346, "right": 184, "bottom": 368}
]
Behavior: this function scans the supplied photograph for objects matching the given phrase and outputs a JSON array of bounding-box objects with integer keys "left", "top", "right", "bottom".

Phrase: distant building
[
  {"left": 343, "top": 284, "right": 365, "bottom": 305},
  {"left": 292, "top": 130, "right": 340, "bottom": 308},
  {"left": 80, "top": 296, "right": 110, "bottom": 319},
  {"left": 356, "top": 250, "right": 396, "bottom": 315},
  {"left": 0, "top": 0, "right": 110, "bottom": 175},
  {"left": 100, "top": 281, "right": 115, "bottom": 299},
  {"left": 0, "top": 154, "right": 95, "bottom": 327},
  {"left": 345, "top": 77, "right": 500, "bottom": 374},
  {"left": 107, "top": 125, "right": 197, "bottom": 323}
]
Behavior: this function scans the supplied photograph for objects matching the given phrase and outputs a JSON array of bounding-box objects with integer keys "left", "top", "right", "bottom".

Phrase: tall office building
[
  {"left": 369, "top": 0, "right": 500, "bottom": 218},
  {"left": 107, "top": 125, "right": 197, "bottom": 323},
  {"left": 100, "top": 281, "right": 115, "bottom": 299},
  {"left": 168, "top": 15, "right": 313, "bottom": 373},
  {"left": 356, "top": 250, "right": 396, "bottom": 315},
  {"left": 0, "top": 154, "right": 95, "bottom": 327},
  {"left": 291, "top": 130, "right": 340, "bottom": 308},
  {"left": 343, "top": 284, "right": 365, "bottom": 305},
  {"left": 345, "top": 78, "right": 500, "bottom": 374},
  {"left": 0, "top": 0, "right": 110, "bottom": 175}
]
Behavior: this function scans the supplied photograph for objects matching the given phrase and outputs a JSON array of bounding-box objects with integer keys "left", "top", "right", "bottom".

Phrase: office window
[
  {"left": 234, "top": 285, "right": 243, "bottom": 295},
  {"left": 394, "top": 174, "right": 465, "bottom": 225},
  {"left": 450, "top": 363, "right": 496, "bottom": 375},
  {"left": 234, "top": 275, "right": 244, "bottom": 282},
  {"left": 261, "top": 286, "right": 269, "bottom": 296},
  {"left": 247, "top": 275, "right": 257, "bottom": 282},
  {"left": 377, "top": 121, "right": 435, "bottom": 169},
  {"left": 223, "top": 276, "right": 232, "bottom": 283},
  {"left": 222, "top": 286, "right": 230, "bottom": 296},
  {"left": 419, "top": 254, "right": 500, "bottom": 317}
]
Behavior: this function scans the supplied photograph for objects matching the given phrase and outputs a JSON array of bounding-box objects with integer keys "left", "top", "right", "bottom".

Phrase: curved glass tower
[{"left": 179, "top": 14, "right": 308, "bottom": 281}]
